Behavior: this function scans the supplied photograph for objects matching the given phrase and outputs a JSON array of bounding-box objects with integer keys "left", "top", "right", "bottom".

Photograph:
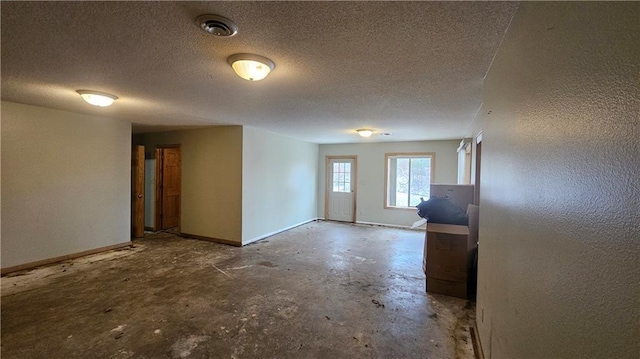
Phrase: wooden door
[
  {"left": 161, "top": 147, "right": 181, "bottom": 229},
  {"left": 326, "top": 157, "right": 356, "bottom": 222},
  {"left": 131, "top": 145, "right": 145, "bottom": 238}
]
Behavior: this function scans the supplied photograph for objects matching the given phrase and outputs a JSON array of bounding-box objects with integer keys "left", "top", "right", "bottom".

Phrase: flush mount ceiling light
[
  {"left": 356, "top": 129, "right": 375, "bottom": 138},
  {"left": 227, "top": 53, "right": 275, "bottom": 81},
  {"left": 195, "top": 14, "right": 238, "bottom": 37},
  {"left": 76, "top": 90, "right": 118, "bottom": 107}
]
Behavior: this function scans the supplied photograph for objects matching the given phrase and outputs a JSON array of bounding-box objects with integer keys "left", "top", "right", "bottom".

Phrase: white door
[{"left": 327, "top": 158, "right": 355, "bottom": 222}]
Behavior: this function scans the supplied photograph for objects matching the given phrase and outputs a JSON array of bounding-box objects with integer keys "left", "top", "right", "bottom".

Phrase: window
[
  {"left": 385, "top": 153, "right": 435, "bottom": 208},
  {"left": 332, "top": 162, "right": 351, "bottom": 193}
]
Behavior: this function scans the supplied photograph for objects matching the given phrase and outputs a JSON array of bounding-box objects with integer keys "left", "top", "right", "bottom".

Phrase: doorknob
[{"left": 137, "top": 194, "right": 143, "bottom": 198}]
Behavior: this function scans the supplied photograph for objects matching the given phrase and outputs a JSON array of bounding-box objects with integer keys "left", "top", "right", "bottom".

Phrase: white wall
[
  {"left": 318, "top": 140, "right": 459, "bottom": 227},
  {"left": 242, "top": 127, "right": 318, "bottom": 244},
  {"left": 1, "top": 102, "right": 131, "bottom": 269},
  {"left": 144, "top": 159, "right": 155, "bottom": 228},
  {"left": 474, "top": 3, "right": 639, "bottom": 358}
]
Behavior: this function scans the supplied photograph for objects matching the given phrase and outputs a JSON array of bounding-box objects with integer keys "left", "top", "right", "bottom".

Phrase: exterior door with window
[{"left": 327, "top": 158, "right": 355, "bottom": 222}]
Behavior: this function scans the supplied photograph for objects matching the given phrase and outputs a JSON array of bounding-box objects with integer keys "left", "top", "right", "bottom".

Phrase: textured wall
[
  {"left": 242, "top": 127, "right": 318, "bottom": 244},
  {"left": 318, "top": 140, "right": 458, "bottom": 227},
  {"left": 475, "top": 2, "right": 639, "bottom": 358},
  {"left": 1, "top": 102, "right": 131, "bottom": 268},
  {"left": 135, "top": 127, "right": 243, "bottom": 244}
]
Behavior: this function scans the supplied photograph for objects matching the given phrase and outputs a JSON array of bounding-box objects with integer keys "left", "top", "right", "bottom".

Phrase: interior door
[
  {"left": 131, "top": 145, "right": 145, "bottom": 238},
  {"left": 161, "top": 147, "right": 181, "bottom": 229},
  {"left": 326, "top": 157, "right": 356, "bottom": 222}
]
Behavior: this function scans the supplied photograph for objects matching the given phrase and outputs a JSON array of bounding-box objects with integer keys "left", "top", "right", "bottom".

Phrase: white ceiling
[{"left": 1, "top": 1, "right": 518, "bottom": 144}]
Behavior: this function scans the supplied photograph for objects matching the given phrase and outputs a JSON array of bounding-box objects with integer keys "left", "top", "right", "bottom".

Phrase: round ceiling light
[
  {"left": 227, "top": 54, "right": 275, "bottom": 81},
  {"left": 76, "top": 90, "right": 118, "bottom": 107},
  {"left": 196, "top": 14, "right": 238, "bottom": 37},
  {"left": 356, "top": 129, "right": 375, "bottom": 138}
]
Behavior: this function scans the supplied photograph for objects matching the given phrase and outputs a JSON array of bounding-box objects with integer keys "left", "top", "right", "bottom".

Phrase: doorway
[
  {"left": 155, "top": 145, "right": 182, "bottom": 231},
  {"left": 325, "top": 156, "right": 357, "bottom": 222}
]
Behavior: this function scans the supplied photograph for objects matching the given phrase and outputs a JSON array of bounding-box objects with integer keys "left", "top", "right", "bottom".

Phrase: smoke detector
[{"left": 196, "top": 14, "right": 238, "bottom": 37}]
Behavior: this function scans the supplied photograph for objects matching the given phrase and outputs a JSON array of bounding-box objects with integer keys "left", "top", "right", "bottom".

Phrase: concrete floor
[{"left": 1, "top": 221, "right": 475, "bottom": 359}]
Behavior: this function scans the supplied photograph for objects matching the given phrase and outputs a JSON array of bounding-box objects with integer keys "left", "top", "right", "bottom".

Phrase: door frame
[
  {"left": 474, "top": 132, "right": 482, "bottom": 205},
  {"left": 154, "top": 144, "right": 181, "bottom": 232},
  {"left": 324, "top": 155, "right": 358, "bottom": 223}
]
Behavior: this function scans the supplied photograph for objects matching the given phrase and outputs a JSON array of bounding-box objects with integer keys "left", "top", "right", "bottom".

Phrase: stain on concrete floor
[{"left": 1, "top": 221, "right": 475, "bottom": 358}]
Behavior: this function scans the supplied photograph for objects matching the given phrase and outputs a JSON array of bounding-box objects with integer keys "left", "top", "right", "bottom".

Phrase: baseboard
[
  {"left": 318, "top": 218, "right": 422, "bottom": 231},
  {"left": 242, "top": 218, "right": 319, "bottom": 245},
  {"left": 471, "top": 321, "right": 485, "bottom": 359},
  {"left": 1, "top": 241, "right": 133, "bottom": 276},
  {"left": 355, "top": 220, "right": 416, "bottom": 230},
  {"left": 181, "top": 218, "right": 412, "bottom": 248},
  {"left": 180, "top": 232, "right": 242, "bottom": 247}
]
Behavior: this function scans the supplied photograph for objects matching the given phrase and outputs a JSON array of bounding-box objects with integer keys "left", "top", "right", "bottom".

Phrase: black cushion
[{"left": 416, "top": 196, "right": 469, "bottom": 225}]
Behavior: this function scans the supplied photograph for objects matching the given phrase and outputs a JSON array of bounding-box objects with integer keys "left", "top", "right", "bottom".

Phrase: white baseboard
[
  {"left": 288, "top": 217, "right": 426, "bottom": 231},
  {"left": 356, "top": 220, "right": 422, "bottom": 230},
  {"left": 313, "top": 218, "right": 424, "bottom": 231},
  {"left": 242, "top": 218, "right": 320, "bottom": 245}
]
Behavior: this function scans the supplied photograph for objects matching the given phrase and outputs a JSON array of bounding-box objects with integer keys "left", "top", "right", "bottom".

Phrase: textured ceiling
[{"left": 1, "top": 1, "right": 518, "bottom": 144}]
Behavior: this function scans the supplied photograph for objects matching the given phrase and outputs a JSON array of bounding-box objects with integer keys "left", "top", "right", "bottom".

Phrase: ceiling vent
[{"left": 196, "top": 14, "right": 238, "bottom": 37}]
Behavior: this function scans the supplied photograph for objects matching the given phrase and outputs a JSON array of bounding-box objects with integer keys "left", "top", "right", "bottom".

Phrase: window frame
[
  {"left": 384, "top": 152, "right": 436, "bottom": 210},
  {"left": 331, "top": 161, "right": 352, "bottom": 193}
]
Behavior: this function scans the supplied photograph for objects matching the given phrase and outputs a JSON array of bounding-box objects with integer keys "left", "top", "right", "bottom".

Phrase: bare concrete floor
[{"left": 1, "top": 221, "right": 475, "bottom": 359}]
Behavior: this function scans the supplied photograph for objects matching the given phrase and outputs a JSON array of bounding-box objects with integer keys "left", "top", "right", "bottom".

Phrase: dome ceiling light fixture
[
  {"left": 356, "top": 129, "right": 375, "bottom": 138},
  {"left": 227, "top": 53, "right": 275, "bottom": 81},
  {"left": 195, "top": 14, "right": 238, "bottom": 37},
  {"left": 76, "top": 90, "right": 118, "bottom": 107}
]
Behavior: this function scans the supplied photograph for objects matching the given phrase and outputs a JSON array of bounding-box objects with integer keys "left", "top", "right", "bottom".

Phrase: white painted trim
[
  {"left": 355, "top": 220, "right": 424, "bottom": 231},
  {"left": 319, "top": 218, "right": 425, "bottom": 231},
  {"left": 457, "top": 138, "right": 472, "bottom": 153},
  {"left": 242, "top": 218, "right": 320, "bottom": 245}
]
